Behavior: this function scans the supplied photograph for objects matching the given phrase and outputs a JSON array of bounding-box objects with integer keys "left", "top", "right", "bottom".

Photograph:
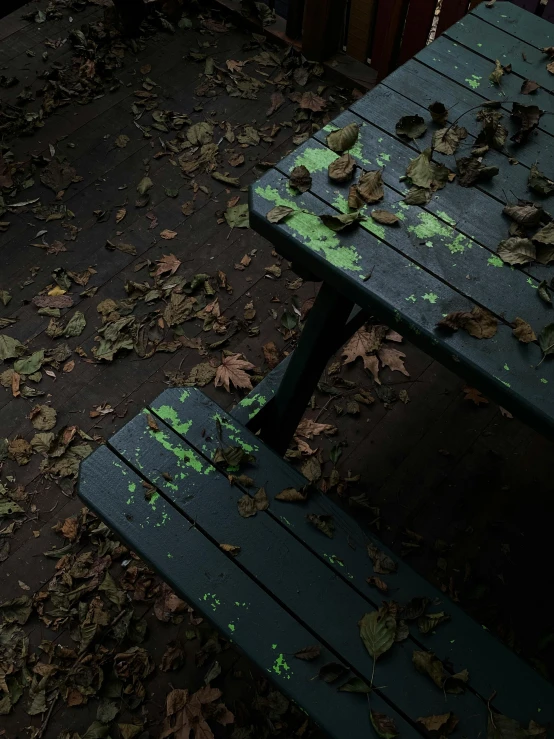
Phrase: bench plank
[
  {"left": 472, "top": 0, "right": 554, "bottom": 49},
  {"left": 149, "top": 388, "right": 554, "bottom": 728},
  {"left": 108, "top": 406, "right": 490, "bottom": 731},
  {"left": 79, "top": 447, "right": 411, "bottom": 739}
]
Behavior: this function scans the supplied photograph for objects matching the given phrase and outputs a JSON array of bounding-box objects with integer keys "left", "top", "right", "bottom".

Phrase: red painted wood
[
  {"left": 398, "top": 0, "right": 438, "bottom": 64},
  {"left": 436, "top": 0, "right": 470, "bottom": 35},
  {"left": 370, "top": 0, "right": 409, "bottom": 80}
]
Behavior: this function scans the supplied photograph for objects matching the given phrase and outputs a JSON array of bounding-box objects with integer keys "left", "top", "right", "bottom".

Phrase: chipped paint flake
[
  {"left": 488, "top": 256, "right": 503, "bottom": 268},
  {"left": 293, "top": 146, "right": 337, "bottom": 173},
  {"left": 422, "top": 293, "right": 438, "bottom": 304},
  {"left": 154, "top": 404, "right": 193, "bottom": 435},
  {"left": 272, "top": 652, "right": 292, "bottom": 679}
]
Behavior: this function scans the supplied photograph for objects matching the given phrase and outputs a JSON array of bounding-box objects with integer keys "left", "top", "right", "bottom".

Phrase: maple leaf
[
  {"left": 378, "top": 347, "right": 410, "bottom": 377},
  {"left": 463, "top": 386, "right": 489, "bottom": 406},
  {"left": 155, "top": 254, "right": 182, "bottom": 277},
  {"left": 299, "top": 91, "right": 327, "bottom": 112},
  {"left": 161, "top": 686, "right": 233, "bottom": 739},
  {"left": 214, "top": 354, "right": 255, "bottom": 392},
  {"left": 341, "top": 326, "right": 387, "bottom": 376}
]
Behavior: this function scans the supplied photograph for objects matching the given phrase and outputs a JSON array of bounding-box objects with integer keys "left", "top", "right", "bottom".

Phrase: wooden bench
[{"left": 79, "top": 386, "right": 554, "bottom": 738}]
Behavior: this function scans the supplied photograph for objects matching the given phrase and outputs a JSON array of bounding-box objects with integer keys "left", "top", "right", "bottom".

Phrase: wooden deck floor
[{"left": 1, "top": 1, "right": 554, "bottom": 736}]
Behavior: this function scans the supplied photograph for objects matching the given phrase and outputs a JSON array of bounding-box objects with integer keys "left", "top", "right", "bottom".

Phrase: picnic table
[{"left": 80, "top": 3, "right": 554, "bottom": 737}]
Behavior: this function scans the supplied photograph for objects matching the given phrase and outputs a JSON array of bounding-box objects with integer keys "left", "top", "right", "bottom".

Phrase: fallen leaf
[
  {"left": 267, "top": 206, "right": 295, "bottom": 223},
  {"left": 299, "top": 91, "right": 327, "bottom": 112},
  {"left": 378, "top": 347, "right": 409, "bottom": 376},
  {"left": 528, "top": 164, "right": 554, "bottom": 196},
  {"left": 318, "top": 662, "right": 348, "bottom": 683},
  {"left": 403, "top": 187, "right": 432, "bottom": 205},
  {"left": 137, "top": 176, "right": 153, "bottom": 195},
  {"left": 267, "top": 91, "right": 285, "bottom": 116},
  {"left": 413, "top": 651, "right": 468, "bottom": 693},
  {"left": 294, "top": 645, "right": 321, "bottom": 661},
  {"left": 489, "top": 59, "right": 504, "bottom": 86},
  {"left": 396, "top": 114, "right": 427, "bottom": 139},
  {"left": 371, "top": 209, "right": 399, "bottom": 225},
  {"left": 521, "top": 79, "right": 540, "bottom": 94},
  {"left": 512, "top": 317, "right": 537, "bottom": 343},
  {"left": 214, "top": 353, "right": 254, "bottom": 392},
  {"left": 225, "top": 204, "right": 249, "bottom": 228},
  {"left": 295, "top": 418, "right": 337, "bottom": 439},
  {"left": 371, "top": 711, "right": 399, "bottom": 739},
  {"left": 290, "top": 165, "right": 312, "bottom": 193},
  {"left": 160, "top": 229, "right": 177, "bottom": 240},
  {"left": 367, "top": 544, "right": 397, "bottom": 574},
  {"left": 367, "top": 576, "right": 389, "bottom": 592},
  {"left": 115, "top": 134, "right": 130, "bottom": 148},
  {"left": 262, "top": 341, "right": 280, "bottom": 368},
  {"left": 432, "top": 125, "right": 467, "bottom": 155},
  {"left": 463, "top": 386, "right": 489, "bottom": 406},
  {"left": 418, "top": 611, "right": 450, "bottom": 634},
  {"left": 342, "top": 325, "right": 386, "bottom": 372},
  {"left": 306, "top": 513, "right": 334, "bottom": 537},
  {"left": 417, "top": 713, "right": 459, "bottom": 736},
  {"left": 503, "top": 202, "right": 543, "bottom": 226},
  {"left": 30, "top": 405, "right": 57, "bottom": 431},
  {"left": 326, "top": 122, "right": 358, "bottom": 152},
  {"left": 275, "top": 487, "right": 308, "bottom": 502},
  {"left": 497, "top": 237, "right": 536, "bottom": 265},
  {"left": 328, "top": 153, "right": 356, "bottom": 182},
  {"left": 115, "top": 208, "right": 127, "bottom": 223},
  {"left": 219, "top": 544, "right": 241, "bottom": 556},
  {"left": 457, "top": 157, "right": 499, "bottom": 187},
  {"left": 538, "top": 280, "right": 552, "bottom": 305},
  {"left": 406, "top": 149, "right": 449, "bottom": 190},
  {"left": 359, "top": 606, "right": 396, "bottom": 661},
  {"left": 40, "top": 159, "right": 77, "bottom": 192},
  {"left": 539, "top": 323, "right": 554, "bottom": 359},
  {"left": 438, "top": 306, "right": 497, "bottom": 339},
  {"left": 356, "top": 170, "right": 384, "bottom": 203},
  {"left": 511, "top": 102, "right": 542, "bottom": 144},
  {"left": 338, "top": 677, "right": 372, "bottom": 693},
  {"left": 429, "top": 101, "right": 448, "bottom": 124},
  {"left": 319, "top": 210, "right": 363, "bottom": 231},
  {"left": 155, "top": 254, "right": 181, "bottom": 277}
]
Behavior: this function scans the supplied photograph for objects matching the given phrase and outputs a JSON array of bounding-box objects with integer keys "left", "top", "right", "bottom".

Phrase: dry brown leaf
[
  {"left": 299, "top": 91, "right": 327, "bottom": 112},
  {"left": 160, "top": 229, "right": 177, "bottom": 240},
  {"left": 219, "top": 544, "right": 241, "bottom": 556},
  {"left": 262, "top": 341, "right": 280, "bottom": 369},
  {"left": 155, "top": 254, "right": 182, "bottom": 277},
  {"left": 356, "top": 170, "right": 384, "bottom": 203},
  {"left": 147, "top": 414, "right": 160, "bottom": 432},
  {"left": 512, "top": 316, "right": 537, "bottom": 343},
  {"left": 463, "top": 386, "right": 489, "bottom": 406},
  {"left": 275, "top": 487, "right": 308, "bottom": 502},
  {"left": 342, "top": 326, "right": 386, "bottom": 371},
  {"left": 438, "top": 306, "right": 498, "bottom": 339},
  {"left": 378, "top": 347, "right": 409, "bottom": 376},
  {"left": 214, "top": 354, "right": 255, "bottom": 392},
  {"left": 295, "top": 418, "right": 337, "bottom": 439}
]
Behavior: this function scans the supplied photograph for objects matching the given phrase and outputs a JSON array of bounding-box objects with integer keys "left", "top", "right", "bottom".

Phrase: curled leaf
[
  {"left": 328, "top": 153, "right": 356, "bottom": 182},
  {"left": 533, "top": 222, "right": 554, "bottom": 245},
  {"left": 294, "top": 645, "right": 321, "bottom": 661},
  {"left": 521, "top": 79, "right": 540, "bottom": 94},
  {"left": 356, "top": 170, "right": 384, "bottom": 203},
  {"left": 275, "top": 487, "right": 308, "bottom": 502},
  {"left": 489, "top": 59, "right": 504, "bottom": 86},
  {"left": 432, "top": 125, "right": 467, "bottom": 155},
  {"left": 529, "top": 164, "right": 554, "bottom": 196},
  {"left": 371, "top": 210, "right": 399, "bottom": 226},
  {"left": 290, "top": 165, "right": 312, "bottom": 193},
  {"left": 319, "top": 210, "right": 363, "bottom": 231},
  {"left": 512, "top": 317, "right": 537, "bottom": 343},
  {"left": 511, "top": 103, "right": 543, "bottom": 144},
  {"left": 370, "top": 711, "right": 399, "bottom": 739},
  {"left": 497, "top": 237, "right": 536, "bottom": 265},
  {"left": 406, "top": 149, "right": 449, "bottom": 190},
  {"left": 326, "top": 122, "right": 359, "bottom": 152},
  {"left": 539, "top": 324, "right": 554, "bottom": 358},
  {"left": 538, "top": 280, "right": 552, "bottom": 305},
  {"left": 457, "top": 157, "right": 499, "bottom": 187},
  {"left": 267, "top": 206, "right": 295, "bottom": 223},
  {"left": 396, "top": 114, "right": 427, "bottom": 140},
  {"left": 403, "top": 187, "right": 431, "bottom": 205},
  {"left": 429, "top": 101, "right": 448, "bottom": 125},
  {"left": 503, "top": 202, "right": 543, "bottom": 226},
  {"left": 438, "top": 306, "right": 498, "bottom": 339}
]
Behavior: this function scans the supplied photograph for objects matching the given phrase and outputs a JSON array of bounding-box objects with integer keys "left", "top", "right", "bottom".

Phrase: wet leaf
[
  {"left": 225, "top": 203, "right": 249, "bottom": 228},
  {"left": 326, "top": 122, "right": 359, "bottom": 152},
  {"left": 115, "top": 134, "right": 130, "bottom": 148},
  {"left": 275, "top": 487, "right": 308, "bottom": 502},
  {"left": 267, "top": 206, "right": 295, "bottom": 223},
  {"left": 503, "top": 202, "right": 543, "bottom": 226},
  {"left": 320, "top": 210, "right": 363, "bottom": 231},
  {"left": 413, "top": 651, "right": 468, "bottom": 693},
  {"left": 294, "top": 645, "right": 321, "bottom": 661},
  {"left": 328, "top": 153, "right": 356, "bottom": 182},
  {"left": 371, "top": 209, "right": 399, "bottom": 225},
  {"left": 14, "top": 350, "right": 45, "bottom": 375},
  {"left": 338, "top": 677, "right": 372, "bottom": 693},
  {"left": 367, "top": 576, "right": 389, "bottom": 592},
  {"left": 219, "top": 543, "right": 241, "bottom": 556},
  {"left": 187, "top": 122, "right": 213, "bottom": 145},
  {"left": 521, "top": 79, "right": 540, "bottom": 94},
  {"left": 429, "top": 101, "right": 448, "bottom": 124},
  {"left": 464, "top": 386, "right": 489, "bottom": 406},
  {"left": 511, "top": 103, "right": 542, "bottom": 144},
  {"left": 528, "top": 164, "right": 554, "bottom": 196},
  {"left": 533, "top": 222, "right": 554, "bottom": 245},
  {"left": 403, "top": 187, "right": 432, "bottom": 205},
  {"left": 299, "top": 91, "right": 327, "bottom": 112},
  {"left": 406, "top": 149, "right": 449, "bottom": 190},
  {"left": 489, "top": 59, "right": 504, "bottom": 86},
  {"left": 40, "top": 159, "right": 77, "bottom": 192},
  {"left": 0, "top": 335, "right": 25, "bottom": 361},
  {"left": 306, "top": 513, "right": 334, "bottom": 538},
  {"left": 290, "top": 165, "right": 312, "bottom": 192},
  {"left": 214, "top": 353, "right": 254, "bottom": 392},
  {"left": 396, "top": 114, "right": 427, "bottom": 139},
  {"left": 457, "top": 157, "right": 499, "bottom": 187},
  {"left": 438, "top": 306, "right": 498, "bottom": 339},
  {"left": 367, "top": 544, "right": 397, "bottom": 574},
  {"left": 136, "top": 176, "right": 153, "bottom": 195},
  {"left": 432, "top": 125, "right": 467, "bottom": 155},
  {"left": 30, "top": 405, "right": 57, "bottom": 431},
  {"left": 378, "top": 346, "right": 409, "bottom": 376},
  {"left": 539, "top": 324, "right": 554, "bottom": 358},
  {"left": 418, "top": 611, "right": 450, "bottom": 634},
  {"left": 360, "top": 607, "right": 396, "bottom": 661},
  {"left": 0, "top": 596, "right": 32, "bottom": 624},
  {"left": 512, "top": 317, "right": 537, "bottom": 343},
  {"left": 318, "top": 662, "right": 348, "bottom": 683},
  {"left": 497, "top": 237, "right": 536, "bottom": 265},
  {"left": 370, "top": 711, "right": 399, "bottom": 739},
  {"left": 487, "top": 713, "right": 531, "bottom": 739},
  {"left": 417, "top": 713, "right": 459, "bottom": 736},
  {"left": 356, "top": 170, "right": 384, "bottom": 203},
  {"left": 538, "top": 281, "right": 552, "bottom": 305}
]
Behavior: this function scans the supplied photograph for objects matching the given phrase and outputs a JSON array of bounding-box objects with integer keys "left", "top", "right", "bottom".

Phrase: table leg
[{"left": 256, "top": 283, "right": 359, "bottom": 455}]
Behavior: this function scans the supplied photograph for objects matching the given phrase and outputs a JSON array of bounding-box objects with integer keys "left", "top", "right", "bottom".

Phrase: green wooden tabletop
[{"left": 249, "top": 1, "right": 554, "bottom": 440}]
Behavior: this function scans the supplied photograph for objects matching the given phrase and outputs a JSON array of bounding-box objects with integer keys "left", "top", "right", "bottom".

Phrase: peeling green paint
[
  {"left": 504, "top": 364, "right": 510, "bottom": 371},
  {"left": 422, "top": 293, "right": 438, "bottom": 304},
  {"left": 349, "top": 138, "right": 372, "bottom": 166},
  {"left": 153, "top": 404, "right": 192, "bottom": 435},
  {"left": 148, "top": 492, "right": 160, "bottom": 510},
  {"left": 280, "top": 516, "right": 293, "bottom": 527},
  {"left": 406, "top": 294, "right": 417, "bottom": 303},
  {"left": 527, "top": 278, "right": 538, "bottom": 289},
  {"left": 238, "top": 393, "right": 267, "bottom": 408},
  {"left": 167, "top": 553, "right": 173, "bottom": 558},
  {"left": 541, "top": 378, "right": 548, "bottom": 384},
  {"left": 228, "top": 622, "right": 236, "bottom": 632},
  {"left": 293, "top": 146, "right": 337, "bottom": 173},
  {"left": 127, "top": 482, "right": 136, "bottom": 505},
  {"left": 143, "top": 414, "right": 211, "bottom": 475},
  {"left": 408, "top": 212, "right": 470, "bottom": 254},
  {"left": 202, "top": 593, "right": 221, "bottom": 612},
  {"left": 255, "top": 185, "right": 362, "bottom": 272},
  {"left": 465, "top": 74, "right": 482, "bottom": 89},
  {"left": 376, "top": 152, "right": 391, "bottom": 167},
  {"left": 488, "top": 256, "right": 504, "bottom": 268},
  {"left": 215, "top": 414, "right": 259, "bottom": 452},
  {"left": 155, "top": 511, "right": 170, "bottom": 528},
  {"left": 495, "top": 376, "right": 511, "bottom": 388},
  {"left": 272, "top": 652, "right": 292, "bottom": 679},
  {"left": 436, "top": 210, "right": 456, "bottom": 226},
  {"left": 235, "top": 601, "right": 248, "bottom": 608},
  {"left": 362, "top": 218, "right": 386, "bottom": 241}
]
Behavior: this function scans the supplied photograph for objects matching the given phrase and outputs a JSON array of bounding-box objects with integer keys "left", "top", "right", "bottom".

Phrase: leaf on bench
[
  {"left": 294, "top": 645, "right": 321, "bottom": 661},
  {"left": 359, "top": 606, "right": 396, "bottom": 662},
  {"left": 370, "top": 710, "right": 399, "bottom": 739}
]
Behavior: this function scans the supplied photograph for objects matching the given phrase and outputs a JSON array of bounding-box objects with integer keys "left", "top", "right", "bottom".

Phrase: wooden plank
[
  {"left": 370, "top": 0, "right": 409, "bottom": 79},
  {"left": 436, "top": 0, "right": 470, "bottom": 35},
  {"left": 79, "top": 446, "right": 413, "bottom": 739},
  {"left": 398, "top": 0, "right": 438, "bottom": 65},
  {"left": 415, "top": 33, "right": 554, "bottom": 138},
  {"left": 110, "top": 405, "right": 493, "bottom": 731},
  {"left": 148, "top": 387, "right": 554, "bottom": 726},
  {"left": 345, "top": 0, "right": 375, "bottom": 62},
  {"left": 301, "top": 0, "right": 347, "bottom": 61}
]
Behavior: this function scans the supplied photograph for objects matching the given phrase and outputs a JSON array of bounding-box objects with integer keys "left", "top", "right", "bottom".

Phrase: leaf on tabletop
[
  {"left": 512, "top": 317, "right": 537, "bottom": 343},
  {"left": 432, "top": 125, "right": 467, "bottom": 155},
  {"left": 511, "top": 103, "right": 543, "bottom": 144},
  {"left": 406, "top": 149, "right": 449, "bottom": 190},
  {"left": 429, "top": 101, "right": 448, "bottom": 125},
  {"left": 538, "top": 281, "right": 552, "bottom": 305},
  {"left": 378, "top": 347, "right": 409, "bottom": 376},
  {"left": 338, "top": 677, "right": 372, "bottom": 693},
  {"left": 539, "top": 324, "right": 554, "bottom": 359},
  {"left": 275, "top": 487, "right": 308, "bottom": 502},
  {"left": 438, "top": 306, "right": 498, "bottom": 339},
  {"left": 367, "top": 544, "right": 397, "bottom": 574},
  {"left": 294, "top": 645, "right": 321, "bottom": 661},
  {"left": 396, "top": 114, "right": 427, "bottom": 140},
  {"left": 418, "top": 611, "right": 450, "bottom": 634},
  {"left": 214, "top": 353, "right": 254, "bottom": 392},
  {"left": 328, "top": 153, "right": 356, "bottom": 182},
  {"left": 418, "top": 713, "right": 459, "bottom": 736},
  {"left": 318, "top": 662, "right": 348, "bottom": 683},
  {"left": 267, "top": 206, "right": 295, "bottom": 223},
  {"left": 497, "top": 237, "right": 536, "bottom": 265},
  {"left": 413, "top": 650, "right": 468, "bottom": 693},
  {"left": 371, "top": 209, "right": 399, "bottom": 225},
  {"left": 290, "top": 165, "right": 312, "bottom": 192},
  {"left": 533, "top": 222, "right": 554, "bottom": 245},
  {"left": 487, "top": 713, "right": 532, "bottom": 739},
  {"left": 521, "top": 79, "right": 540, "bottom": 94},
  {"left": 528, "top": 164, "right": 554, "bottom": 196},
  {"left": 503, "top": 202, "right": 543, "bottom": 226},
  {"left": 356, "top": 170, "right": 384, "bottom": 203},
  {"left": 457, "top": 157, "right": 499, "bottom": 187},
  {"left": 299, "top": 91, "right": 327, "bottom": 112},
  {"left": 489, "top": 59, "right": 504, "bottom": 86},
  {"left": 219, "top": 544, "right": 241, "bottom": 556},
  {"left": 367, "top": 576, "right": 388, "bottom": 592},
  {"left": 306, "top": 513, "right": 334, "bottom": 538},
  {"left": 319, "top": 210, "right": 363, "bottom": 231},
  {"left": 359, "top": 606, "right": 396, "bottom": 661},
  {"left": 326, "top": 122, "right": 359, "bottom": 152},
  {"left": 403, "top": 186, "right": 432, "bottom": 205},
  {"left": 370, "top": 711, "right": 399, "bottom": 739},
  {"left": 147, "top": 415, "right": 160, "bottom": 432}
]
